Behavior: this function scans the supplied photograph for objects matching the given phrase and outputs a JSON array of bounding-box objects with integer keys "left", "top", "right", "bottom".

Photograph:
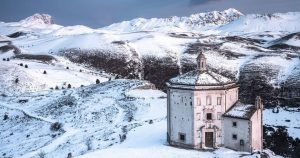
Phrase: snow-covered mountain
[
  {"left": 104, "top": 8, "right": 243, "bottom": 32},
  {"left": 0, "top": 8, "right": 299, "bottom": 158},
  {"left": 19, "top": 14, "right": 55, "bottom": 26}
]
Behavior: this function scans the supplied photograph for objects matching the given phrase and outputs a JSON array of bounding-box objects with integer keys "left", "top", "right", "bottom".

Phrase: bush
[
  {"left": 3, "top": 113, "right": 8, "bottom": 120},
  {"left": 66, "top": 67, "right": 69, "bottom": 69},
  {"left": 119, "top": 134, "right": 126, "bottom": 142},
  {"left": 79, "top": 69, "right": 83, "bottom": 72},
  {"left": 86, "top": 138, "right": 92, "bottom": 151},
  {"left": 67, "top": 84, "right": 72, "bottom": 88},
  {"left": 15, "top": 78, "right": 19, "bottom": 84},
  {"left": 43, "top": 70, "right": 47, "bottom": 74},
  {"left": 3, "top": 58, "right": 6, "bottom": 61},
  {"left": 67, "top": 153, "right": 72, "bottom": 158},
  {"left": 149, "top": 120, "right": 153, "bottom": 124},
  {"left": 6, "top": 58, "right": 9, "bottom": 61},
  {"left": 20, "top": 63, "right": 23, "bottom": 66},
  {"left": 37, "top": 151, "right": 46, "bottom": 158},
  {"left": 96, "top": 79, "right": 100, "bottom": 84},
  {"left": 50, "top": 122, "right": 62, "bottom": 131},
  {"left": 24, "top": 64, "right": 28, "bottom": 68}
]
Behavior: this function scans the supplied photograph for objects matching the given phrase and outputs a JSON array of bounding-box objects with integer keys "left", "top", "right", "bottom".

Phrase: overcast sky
[{"left": 1, "top": 0, "right": 300, "bottom": 28}]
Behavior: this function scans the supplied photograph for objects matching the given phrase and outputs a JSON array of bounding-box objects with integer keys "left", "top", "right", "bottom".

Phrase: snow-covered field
[
  {"left": 264, "top": 108, "right": 300, "bottom": 139},
  {"left": 1, "top": 8, "right": 299, "bottom": 158},
  {"left": 79, "top": 120, "right": 262, "bottom": 158}
]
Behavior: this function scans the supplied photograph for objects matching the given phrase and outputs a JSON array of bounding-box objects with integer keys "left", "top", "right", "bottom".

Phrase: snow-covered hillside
[
  {"left": 0, "top": 80, "right": 166, "bottom": 157},
  {"left": 0, "top": 8, "right": 300, "bottom": 158}
]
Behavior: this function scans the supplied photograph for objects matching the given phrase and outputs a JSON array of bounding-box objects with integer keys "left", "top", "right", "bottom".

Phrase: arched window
[{"left": 206, "top": 96, "right": 211, "bottom": 105}]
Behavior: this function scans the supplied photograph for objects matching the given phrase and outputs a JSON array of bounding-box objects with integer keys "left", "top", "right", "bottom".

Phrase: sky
[{"left": 0, "top": 0, "right": 300, "bottom": 28}]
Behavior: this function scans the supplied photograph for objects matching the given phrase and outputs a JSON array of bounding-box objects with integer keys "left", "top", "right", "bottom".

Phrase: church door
[{"left": 205, "top": 132, "right": 214, "bottom": 148}]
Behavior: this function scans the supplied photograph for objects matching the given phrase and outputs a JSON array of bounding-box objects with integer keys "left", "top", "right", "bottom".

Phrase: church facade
[{"left": 166, "top": 52, "right": 262, "bottom": 153}]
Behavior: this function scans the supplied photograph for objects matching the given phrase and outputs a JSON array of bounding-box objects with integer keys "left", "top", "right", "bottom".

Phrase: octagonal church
[{"left": 166, "top": 52, "right": 263, "bottom": 153}]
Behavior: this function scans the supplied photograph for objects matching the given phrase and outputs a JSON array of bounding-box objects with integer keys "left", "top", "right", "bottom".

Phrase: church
[{"left": 166, "top": 52, "right": 263, "bottom": 153}]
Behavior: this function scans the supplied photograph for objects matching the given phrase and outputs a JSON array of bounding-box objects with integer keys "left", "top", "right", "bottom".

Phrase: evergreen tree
[
  {"left": 67, "top": 84, "right": 72, "bottom": 88},
  {"left": 66, "top": 67, "right": 69, "bottom": 69},
  {"left": 55, "top": 86, "right": 59, "bottom": 90},
  {"left": 6, "top": 58, "right": 9, "bottom": 61},
  {"left": 24, "top": 64, "right": 28, "bottom": 68},
  {"left": 96, "top": 79, "right": 100, "bottom": 84},
  {"left": 270, "top": 127, "right": 292, "bottom": 157},
  {"left": 43, "top": 70, "right": 47, "bottom": 74}
]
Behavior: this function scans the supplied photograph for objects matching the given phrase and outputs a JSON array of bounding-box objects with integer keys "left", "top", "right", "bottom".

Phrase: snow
[
  {"left": 169, "top": 70, "right": 233, "bottom": 86},
  {"left": 0, "top": 55, "right": 109, "bottom": 94},
  {"left": 224, "top": 102, "right": 256, "bottom": 119},
  {"left": 284, "top": 37, "right": 300, "bottom": 47},
  {"left": 79, "top": 120, "right": 263, "bottom": 158},
  {"left": 220, "top": 12, "right": 300, "bottom": 35},
  {"left": 264, "top": 108, "right": 300, "bottom": 139},
  {"left": 103, "top": 8, "right": 242, "bottom": 33},
  {"left": 0, "top": 8, "right": 299, "bottom": 158},
  {"left": 53, "top": 25, "right": 95, "bottom": 36}
]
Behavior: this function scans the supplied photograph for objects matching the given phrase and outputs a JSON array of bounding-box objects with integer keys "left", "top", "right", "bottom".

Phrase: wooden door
[{"left": 205, "top": 132, "right": 214, "bottom": 148}]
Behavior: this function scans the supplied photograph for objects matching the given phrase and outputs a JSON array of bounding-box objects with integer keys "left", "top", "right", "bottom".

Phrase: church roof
[
  {"left": 168, "top": 70, "right": 234, "bottom": 86},
  {"left": 223, "top": 101, "right": 257, "bottom": 120}
]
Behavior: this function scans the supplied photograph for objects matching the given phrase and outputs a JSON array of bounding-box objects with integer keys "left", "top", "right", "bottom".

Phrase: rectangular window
[
  {"left": 217, "top": 97, "right": 222, "bottom": 105},
  {"left": 179, "top": 133, "right": 185, "bottom": 141},
  {"left": 197, "top": 98, "right": 201, "bottom": 106},
  {"left": 232, "top": 134, "right": 237, "bottom": 140},
  {"left": 206, "top": 113, "right": 212, "bottom": 120},
  {"left": 232, "top": 122, "right": 237, "bottom": 127},
  {"left": 206, "top": 96, "right": 211, "bottom": 105},
  {"left": 197, "top": 113, "right": 201, "bottom": 120},
  {"left": 217, "top": 112, "right": 222, "bottom": 120}
]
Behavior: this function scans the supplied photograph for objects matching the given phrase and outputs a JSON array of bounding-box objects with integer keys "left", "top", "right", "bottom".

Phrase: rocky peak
[{"left": 20, "top": 13, "right": 54, "bottom": 25}]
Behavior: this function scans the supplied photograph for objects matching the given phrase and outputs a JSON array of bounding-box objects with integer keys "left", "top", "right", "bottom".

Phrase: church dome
[
  {"left": 169, "top": 70, "right": 234, "bottom": 86},
  {"left": 168, "top": 52, "right": 236, "bottom": 87}
]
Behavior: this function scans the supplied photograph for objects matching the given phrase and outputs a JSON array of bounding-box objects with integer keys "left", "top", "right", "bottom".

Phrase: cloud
[{"left": 189, "top": 0, "right": 221, "bottom": 6}]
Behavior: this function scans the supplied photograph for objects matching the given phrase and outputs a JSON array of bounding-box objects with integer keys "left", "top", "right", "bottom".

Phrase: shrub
[
  {"left": 79, "top": 69, "right": 83, "bottom": 72},
  {"left": 149, "top": 120, "right": 153, "bottom": 124},
  {"left": 66, "top": 67, "right": 69, "bottom": 69},
  {"left": 43, "top": 70, "right": 47, "bottom": 74},
  {"left": 67, "top": 153, "right": 72, "bottom": 158},
  {"left": 119, "top": 134, "right": 126, "bottom": 142},
  {"left": 3, "top": 58, "right": 6, "bottom": 61},
  {"left": 20, "top": 63, "right": 23, "bottom": 66},
  {"left": 37, "top": 151, "right": 46, "bottom": 158},
  {"left": 24, "top": 64, "right": 28, "bottom": 68},
  {"left": 55, "top": 86, "right": 59, "bottom": 90},
  {"left": 96, "top": 79, "right": 100, "bottom": 84},
  {"left": 67, "top": 84, "right": 72, "bottom": 88},
  {"left": 50, "top": 122, "right": 62, "bottom": 131},
  {"left": 3, "top": 113, "right": 8, "bottom": 120},
  {"left": 86, "top": 138, "right": 92, "bottom": 151},
  {"left": 6, "top": 58, "right": 9, "bottom": 61},
  {"left": 15, "top": 78, "right": 19, "bottom": 84}
]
